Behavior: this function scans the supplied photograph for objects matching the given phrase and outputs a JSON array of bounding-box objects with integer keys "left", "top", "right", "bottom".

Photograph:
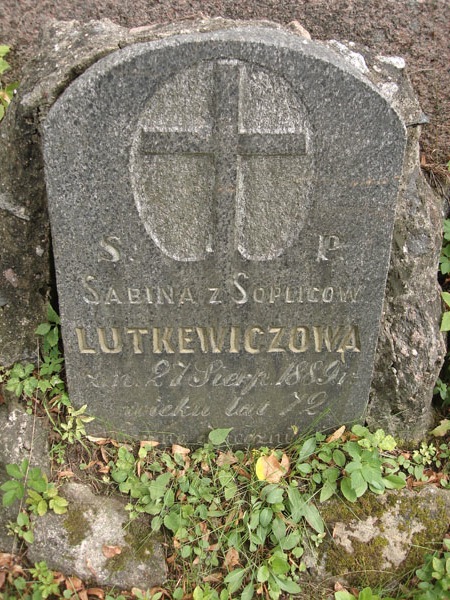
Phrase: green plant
[
  {"left": 292, "top": 424, "right": 405, "bottom": 504},
  {"left": 0, "top": 45, "right": 18, "bottom": 121},
  {"left": 1, "top": 457, "right": 68, "bottom": 544},
  {"left": 27, "top": 561, "right": 62, "bottom": 599},
  {"left": 414, "top": 538, "right": 450, "bottom": 599}
]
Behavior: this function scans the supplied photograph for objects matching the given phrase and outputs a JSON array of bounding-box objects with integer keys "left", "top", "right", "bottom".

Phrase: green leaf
[
  {"left": 341, "top": 477, "right": 357, "bottom": 502},
  {"left": 224, "top": 567, "right": 247, "bottom": 593},
  {"left": 272, "top": 575, "right": 302, "bottom": 594},
  {"left": 320, "top": 481, "right": 336, "bottom": 503},
  {"left": 441, "top": 311, "right": 450, "bottom": 332},
  {"left": 37, "top": 499, "right": 48, "bottom": 516},
  {"left": 333, "top": 449, "right": 346, "bottom": 467},
  {"left": 164, "top": 510, "right": 181, "bottom": 533},
  {"left": 270, "top": 554, "right": 290, "bottom": 575},
  {"left": 46, "top": 326, "right": 59, "bottom": 347},
  {"left": 265, "top": 486, "right": 284, "bottom": 505},
  {"left": 297, "top": 436, "right": 316, "bottom": 461},
  {"left": 301, "top": 502, "right": 324, "bottom": 534},
  {"left": 334, "top": 592, "right": 356, "bottom": 600},
  {"left": 22, "top": 530, "right": 35, "bottom": 544},
  {"left": 47, "top": 304, "right": 61, "bottom": 324},
  {"left": 16, "top": 512, "right": 30, "bottom": 527},
  {"left": 351, "top": 470, "right": 368, "bottom": 497},
  {"left": 279, "top": 530, "right": 301, "bottom": 551},
  {"left": 383, "top": 475, "right": 406, "bottom": 490},
  {"left": 6, "top": 463, "right": 24, "bottom": 480},
  {"left": 240, "top": 582, "right": 254, "bottom": 600},
  {"left": 286, "top": 485, "right": 303, "bottom": 522},
  {"left": 257, "top": 565, "right": 270, "bottom": 583},
  {"left": 208, "top": 428, "right": 233, "bottom": 445},
  {"left": 2, "top": 489, "right": 19, "bottom": 506},
  {"left": 149, "top": 472, "right": 172, "bottom": 500},
  {"left": 259, "top": 507, "right": 273, "bottom": 528},
  {"left": 35, "top": 323, "right": 51, "bottom": 336},
  {"left": 271, "top": 517, "right": 286, "bottom": 541}
]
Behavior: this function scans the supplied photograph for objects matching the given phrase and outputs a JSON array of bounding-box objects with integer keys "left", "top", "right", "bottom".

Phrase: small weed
[{"left": 0, "top": 45, "right": 18, "bottom": 121}]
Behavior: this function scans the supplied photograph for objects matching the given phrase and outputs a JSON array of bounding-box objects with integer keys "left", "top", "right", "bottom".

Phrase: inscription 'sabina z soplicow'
[{"left": 43, "top": 26, "right": 406, "bottom": 445}]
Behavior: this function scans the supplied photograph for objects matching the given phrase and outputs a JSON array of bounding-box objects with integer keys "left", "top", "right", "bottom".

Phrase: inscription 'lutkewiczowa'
[{"left": 44, "top": 26, "right": 406, "bottom": 444}]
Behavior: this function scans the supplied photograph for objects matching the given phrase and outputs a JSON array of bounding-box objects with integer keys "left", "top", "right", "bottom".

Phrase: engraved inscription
[
  {"left": 81, "top": 273, "right": 361, "bottom": 306},
  {"left": 75, "top": 324, "right": 361, "bottom": 356}
]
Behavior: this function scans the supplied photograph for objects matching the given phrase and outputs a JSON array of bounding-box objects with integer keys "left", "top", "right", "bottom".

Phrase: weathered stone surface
[
  {"left": 367, "top": 125, "right": 446, "bottom": 441},
  {"left": 305, "top": 486, "right": 450, "bottom": 589},
  {"left": 27, "top": 482, "right": 167, "bottom": 590},
  {"left": 44, "top": 24, "right": 407, "bottom": 445},
  {"left": 0, "top": 396, "right": 50, "bottom": 552},
  {"left": 0, "top": 18, "right": 445, "bottom": 443}
]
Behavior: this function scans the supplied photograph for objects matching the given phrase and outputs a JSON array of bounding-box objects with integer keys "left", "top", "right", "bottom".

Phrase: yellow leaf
[{"left": 255, "top": 452, "right": 290, "bottom": 482}]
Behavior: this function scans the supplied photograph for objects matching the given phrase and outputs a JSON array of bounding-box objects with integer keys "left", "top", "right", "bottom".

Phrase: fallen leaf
[
  {"left": 224, "top": 547, "right": 240, "bottom": 569},
  {"left": 57, "top": 470, "right": 75, "bottom": 479},
  {"left": 203, "top": 572, "right": 224, "bottom": 583},
  {"left": 216, "top": 451, "right": 238, "bottom": 466},
  {"left": 0, "top": 571, "right": 6, "bottom": 589},
  {"left": 255, "top": 452, "right": 290, "bottom": 483},
  {"left": 334, "top": 582, "right": 346, "bottom": 591},
  {"left": 326, "top": 425, "right": 346, "bottom": 443},
  {"left": 102, "top": 545, "right": 122, "bottom": 559},
  {"left": 172, "top": 444, "right": 190, "bottom": 456},
  {"left": 86, "top": 588, "right": 105, "bottom": 599},
  {"left": 0, "top": 553, "right": 14, "bottom": 567},
  {"left": 431, "top": 419, "right": 450, "bottom": 437},
  {"left": 86, "top": 436, "right": 110, "bottom": 444},
  {"left": 140, "top": 440, "right": 159, "bottom": 448},
  {"left": 66, "top": 576, "right": 84, "bottom": 591}
]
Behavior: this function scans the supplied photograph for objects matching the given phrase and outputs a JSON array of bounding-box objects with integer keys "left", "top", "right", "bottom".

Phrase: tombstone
[{"left": 43, "top": 25, "right": 407, "bottom": 445}]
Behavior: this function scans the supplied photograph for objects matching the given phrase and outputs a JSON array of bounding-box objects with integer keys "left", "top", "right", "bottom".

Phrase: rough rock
[
  {"left": 27, "top": 482, "right": 167, "bottom": 590},
  {"left": 0, "top": 395, "right": 50, "bottom": 552},
  {"left": 305, "top": 486, "right": 450, "bottom": 590}
]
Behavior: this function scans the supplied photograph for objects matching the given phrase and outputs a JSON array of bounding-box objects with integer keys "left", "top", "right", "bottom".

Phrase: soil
[{"left": 1, "top": 0, "right": 449, "bottom": 180}]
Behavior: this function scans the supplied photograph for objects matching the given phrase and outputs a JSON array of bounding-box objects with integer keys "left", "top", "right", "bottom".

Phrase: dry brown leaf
[
  {"left": 0, "top": 553, "right": 14, "bottom": 567},
  {"left": 140, "top": 440, "right": 159, "bottom": 448},
  {"left": 0, "top": 571, "right": 6, "bottom": 589},
  {"left": 203, "top": 572, "right": 224, "bottom": 583},
  {"left": 102, "top": 545, "right": 122, "bottom": 559},
  {"left": 57, "top": 470, "right": 75, "bottom": 479},
  {"left": 86, "top": 436, "right": 110, "bottom": 444},
  {"left": 255, "top": 452, "right": 290, "bottom": 483},
  {"left": 86, "top": 588, "right": 105, "bottom": 599},
  {"left": 216, "top": 451, "right": 238, "bottom": 466},
  {"left": 98, "top": 465, "right": 110, "bottom": 474},
  {"left": 100, "top": 446, "right": 110, "bottom": 463},
  {"left": 334, "top": 581, "right": 346, "bottom": 592},
  {"left": 172, "top": 444, "right": 190, "bottom": 456},
  {"left": 326, "top": 425, "right": 346, "bottom": 444},
  {"left": 224, "top": 547, "right": 240, "bottom": 569},
  {"left": 65, "top": 575, "right": 84, "bottom": 591}
]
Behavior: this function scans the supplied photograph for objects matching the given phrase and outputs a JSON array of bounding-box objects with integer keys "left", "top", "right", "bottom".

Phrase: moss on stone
[
  {"left": 63, "top": 506, "right": 91, "bottom": 546},
  {"left": 107, "top": 518, "right": 157, "bottom": 573},
  {"left": 319, "top": 490, "right": 449, "bottom": 589}
]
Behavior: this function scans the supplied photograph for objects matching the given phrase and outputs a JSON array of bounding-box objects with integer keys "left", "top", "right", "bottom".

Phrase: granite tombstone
[{"left": 44, "top": 26, "right": 406, "bottom": 445}]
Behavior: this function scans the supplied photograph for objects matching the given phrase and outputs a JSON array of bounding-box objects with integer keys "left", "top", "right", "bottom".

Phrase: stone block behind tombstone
[{"left": 43, "top": 26, "right": 406, "bottom": 445}]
